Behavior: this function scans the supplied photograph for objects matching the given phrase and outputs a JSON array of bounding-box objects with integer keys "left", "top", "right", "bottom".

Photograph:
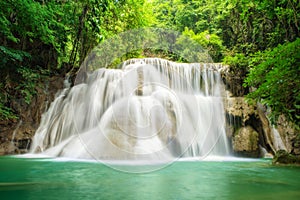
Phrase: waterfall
[
  {"left": 271, "top": 126, "right": 287, "bottom": 151},
  {"left": 11, "top": 120, "right": 23, "bottom": 144},
  {"left": 30, "top": 58, "right": 230, "bottom": 160}
]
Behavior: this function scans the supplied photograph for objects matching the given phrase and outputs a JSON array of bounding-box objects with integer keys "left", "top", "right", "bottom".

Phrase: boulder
[
  {"left": 233, "top": 126, "right": 259, "bottom": 157},
  {"left": 273, "top": 150, "right": 300, "bottom": 164}
]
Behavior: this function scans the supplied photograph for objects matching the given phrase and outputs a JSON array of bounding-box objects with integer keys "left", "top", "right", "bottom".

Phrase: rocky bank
[
  {"left": 221, "top": 64, "right": 300, "bottom": 158},
  {"left": 0, "top": 76, "right": 64, "bottom": 155}
]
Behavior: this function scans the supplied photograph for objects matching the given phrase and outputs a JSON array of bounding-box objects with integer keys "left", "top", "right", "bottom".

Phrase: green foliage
[
  {"left": 0, "top": 0, "right": 65, "bottom": 48},
  {"left": 0, "top": 0, "right": 299, "bottom": 128},
  {"left": 66, "top": 0, "right": 154, "bottom": 67},
  {"left": 16, "top": 67, "right": 41, "bottom": 104},
  {"left": 183, "top": 28, "right": 224, "bottom": 61},
  {"left": 223, "top": 53, "right": 249, "bottom": 72},
  {"left": 244, "top": 38, "right": 300, "bottom": 126},
  {"left": 222, "top": 0, "right": 299, "bottom": 52},
  {"left": 0, "top": 102, "right": 17, "bottom": 120},
  {"left": 152, "top": 0, "right": 181, "bottom": 30},
  {"left": 0, "top": 0, "right": 154, "bottom": 120},
  {"left": 0, "top": 45, "right": 34, "bottom": 116},
  {"left": 0, "top": 46, "right": 31, "bottom": 67},
  {"left": 0, "top": 82, "right": 18, "bottom": 120},
  {"left": 151, "top": 0, "right": 299, "bottom": 54}
]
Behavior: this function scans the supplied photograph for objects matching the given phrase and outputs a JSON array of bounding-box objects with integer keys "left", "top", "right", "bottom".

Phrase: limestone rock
[
  {"left": 276, "top": 115, "right": 300, "bottom": 155},
  {"left": 273, "top": 150, "right": 300, "bottom": 164},
  {"left": 225, "top": 97, "right": 257, "bottom": 124},
  {"left": 0, "top": 141, "right": 17, "bottom": 155},
  {"left": 233, "top": 126, "right": 259, "bottom": 157},
  {"left": 224, "top": 97, "right": 258, "bottom": 139},
  {"left": 0, "top": 76, "right": 64, "bottom": 155},
  {"left": 219, "top": 64, "right": 248, "bottom": 96}
]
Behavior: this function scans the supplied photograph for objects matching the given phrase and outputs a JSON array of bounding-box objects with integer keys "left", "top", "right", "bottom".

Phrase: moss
[
  {"left": 249, "top": 130, "right": 258, "bottom": 150},
  {"left": 273, "top": 150, "right": 300, "bottom": 164}
]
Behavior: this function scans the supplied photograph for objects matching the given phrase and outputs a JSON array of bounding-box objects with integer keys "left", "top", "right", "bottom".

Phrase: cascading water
[
  {"left": 271, "top": 126, "right": 287, "bottom": 151},
  {"left": 30, "top": 58, "right": 230, "bottom": 161}
]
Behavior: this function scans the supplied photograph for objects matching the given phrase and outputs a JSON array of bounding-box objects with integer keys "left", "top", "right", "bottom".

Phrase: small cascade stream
[
  {"left": 30, "top": 58, "right": 230, "bottom": 160},
  {"left": 11, "top": 120, "right": 22, "bottom": 144},
  {"left": 271, "top": 126, "right": 287, "bottom": 151}
]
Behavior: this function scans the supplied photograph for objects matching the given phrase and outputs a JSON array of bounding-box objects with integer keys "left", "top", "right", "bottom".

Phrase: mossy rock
[{"left": 273, "top": 150, "right": 300, "bottom": 164}]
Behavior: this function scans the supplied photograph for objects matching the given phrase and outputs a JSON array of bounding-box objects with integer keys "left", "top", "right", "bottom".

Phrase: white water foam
[{"left": 30, "top": 58, "right": 230, "bottom": 162}]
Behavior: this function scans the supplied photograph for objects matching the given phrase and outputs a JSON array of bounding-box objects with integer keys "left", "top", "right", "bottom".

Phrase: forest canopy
[{"left": 0, "top": 0, "right": 299, "bottom": 127}]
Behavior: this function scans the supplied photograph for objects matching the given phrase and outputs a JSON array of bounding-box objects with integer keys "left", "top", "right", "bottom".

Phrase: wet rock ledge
[{"left": 0, "top": 76, "right": 64, "bottom": 155}]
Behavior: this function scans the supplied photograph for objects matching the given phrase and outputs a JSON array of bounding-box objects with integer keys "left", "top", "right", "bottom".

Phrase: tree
[
  {"left": 0, "top": 0, "right": 154, "bottom": 119},
  {"left": 244, "top": 38, "right": 300, "bottom": 126}
]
